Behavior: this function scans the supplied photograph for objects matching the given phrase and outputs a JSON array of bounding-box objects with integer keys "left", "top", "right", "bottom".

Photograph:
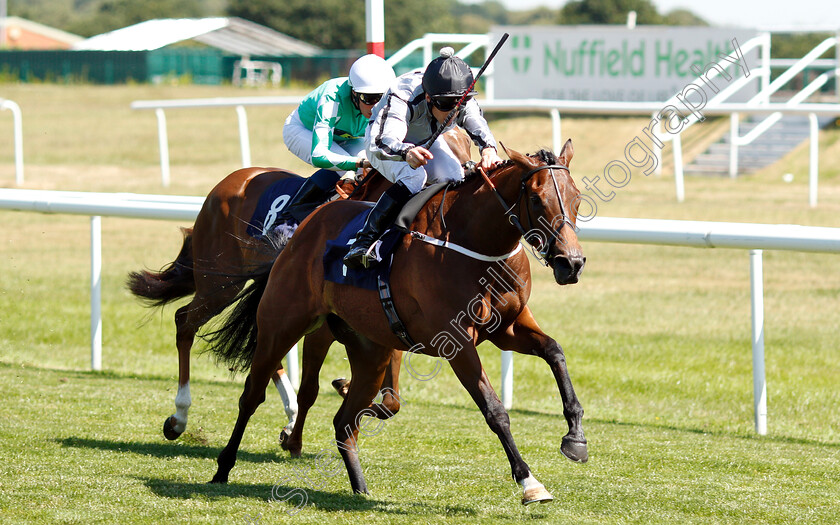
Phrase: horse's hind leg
[
  {"left": 280, "top": 325, "right": 335, "bottom": 457},
  {"left": 448, "top": 345, "right": 553, "bottom": 505},
  {"left": 164, "top": 292, "right": 239, "bottom": 440},
  {"left": 490, "top": 306, "right": 587, "bottom": 463},
  {"left": 212, "top": 319, "right": 307, "bottom": 483}
]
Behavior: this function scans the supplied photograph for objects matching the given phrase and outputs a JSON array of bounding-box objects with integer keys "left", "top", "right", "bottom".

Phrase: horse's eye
[{"left": 530, "top": 194, "right": 542, "bottom": 205}]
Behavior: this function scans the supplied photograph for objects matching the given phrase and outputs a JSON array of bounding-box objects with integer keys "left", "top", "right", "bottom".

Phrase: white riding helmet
[{"left": 349, "top": 54, "right": 396, "bottom": 94}]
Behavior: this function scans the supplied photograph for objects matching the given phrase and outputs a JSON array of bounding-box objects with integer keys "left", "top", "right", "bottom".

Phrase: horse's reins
[
  {"left": 478, "top": 163, "right": 572, "bottom": 267},
  {"left": 342, "top": 168, "right": 378, "bottom": 201}
]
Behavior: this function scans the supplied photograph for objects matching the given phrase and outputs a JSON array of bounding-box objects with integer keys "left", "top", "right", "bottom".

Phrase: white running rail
[
  {"left": 3, "top": 187, "right": 840, "bottom": 433},
  {"left": 0, "top": 98, "right": 24, "bottom": 186},
  {"left": 0, "top": 189, "right": 299, "bottom": 384}
]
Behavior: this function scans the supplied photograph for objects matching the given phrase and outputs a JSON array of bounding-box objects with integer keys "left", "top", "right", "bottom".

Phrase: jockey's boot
[
  {"left": 343, "top": 181, "right": 413, "bottom": 270},
  {"left": 275, "top": 169, "right": 341, "bottom": 227}
]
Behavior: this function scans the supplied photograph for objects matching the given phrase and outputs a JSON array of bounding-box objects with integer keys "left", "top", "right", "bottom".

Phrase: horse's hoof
[
  {"left": 162, "top": 416, "right": 183, "bottom": 441},
  {"left": 278, "top": 427, "right": 291, "bottom": 448},
  {"left": 209, "top": 474, "right": 228, "bottom": 484},
  {"left": 331, "top": 378, "right": 349, "bottom": 398},
  {"left": 560, "top": 436, "right": 589, "bottom": 463},
  {"left": 522, "top": 485, "right": 554, "bottom": 505},
  {"left": 278, "top": 428, "right": 302, "bottom": 457}
]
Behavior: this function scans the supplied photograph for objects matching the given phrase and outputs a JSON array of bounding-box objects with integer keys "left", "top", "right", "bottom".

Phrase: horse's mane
[{"left": 459, "top": 148, "right": 559, "bottom": 187}]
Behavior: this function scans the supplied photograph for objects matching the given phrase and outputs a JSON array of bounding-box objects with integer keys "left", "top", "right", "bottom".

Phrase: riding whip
[{"left": 423, "top": 33, "right": 510, "bottom": 149}]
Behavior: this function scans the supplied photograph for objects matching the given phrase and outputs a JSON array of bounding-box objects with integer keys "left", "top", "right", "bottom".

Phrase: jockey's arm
[
  {"left": 310, "top": 97, "right": 361, "bottom": 171},
  {"left": 369, "top": 94, "right": 413, "bottom": 162}
]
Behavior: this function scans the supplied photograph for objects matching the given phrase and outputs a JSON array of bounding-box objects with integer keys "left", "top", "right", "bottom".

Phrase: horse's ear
[
  {"left": 558, "top": 139, "right": 574, "bottom": 167},
  {"left": 499, "top": 142, "right": 537, "bottom": 168},
  {"left": 499, "top": 142, "right": 512, "bottom": 158}
]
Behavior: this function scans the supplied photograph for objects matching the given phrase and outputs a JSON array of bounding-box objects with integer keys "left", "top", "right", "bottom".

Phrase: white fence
[
  {"left": 2, "top": 188, "right": 840, "bottom": 433},
  {"left": 0, "top": 189, "right": 300, "bottom": 384},
  {"left": 0, "top": 98, "right": 24, "bottom": 185},
  {"left": 130, "top": 95, "right": 840, "bottom": 207}
]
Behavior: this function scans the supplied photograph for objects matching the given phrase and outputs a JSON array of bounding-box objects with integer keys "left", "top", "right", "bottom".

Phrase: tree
[
  {"left": 68, "top": 0, "right": 205, "bottom": 36},
  {"left": 661, "top": 9, "right": 708, "bottom": 26},
  {"left": 559, "top": 0, "right": 663, "bottom": 25},
  {"left": 226, "top": 0, "right": 364, "bottom": 50}
]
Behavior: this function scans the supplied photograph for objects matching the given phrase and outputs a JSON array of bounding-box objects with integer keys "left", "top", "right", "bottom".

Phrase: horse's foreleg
[
  {"left": 369, "top": 350, "right": 402, "bottom": 420},
  {"left": 271, "top": 367, "right": 298, "bottom": 436},
  {"left": 448, "top": 347, "right": 553, "bottom": 505},
  {"left": 490, "top": 307, "right": 587, "bottom": 463},
  {"left": 333, "top": 341, "right": 392, "bottom": 495},
  {"left": 282, "top": 325, "right": 334, "bottom": 457},
  {"left": 333, "top": 350, "right": 402, "bottom": 420}
]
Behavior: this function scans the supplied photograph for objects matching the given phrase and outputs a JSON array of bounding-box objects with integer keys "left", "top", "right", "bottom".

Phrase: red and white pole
[{"left": 365, "top": 0, "right": 385, "bottom": 58}]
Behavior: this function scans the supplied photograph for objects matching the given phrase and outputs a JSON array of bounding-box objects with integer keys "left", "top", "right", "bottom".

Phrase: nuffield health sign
[{"left": 491, "top": 26, "right": 760, "bottom": 102}]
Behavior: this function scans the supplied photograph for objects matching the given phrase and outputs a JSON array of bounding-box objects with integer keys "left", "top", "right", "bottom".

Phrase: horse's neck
[{"left": 428, "top": 165, "right": 525, "bottom": 257}]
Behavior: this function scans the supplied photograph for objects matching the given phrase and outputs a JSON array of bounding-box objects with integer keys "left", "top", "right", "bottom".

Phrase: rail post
[{"left": 750, "top": 249, "right": 767, "bottom": 435}]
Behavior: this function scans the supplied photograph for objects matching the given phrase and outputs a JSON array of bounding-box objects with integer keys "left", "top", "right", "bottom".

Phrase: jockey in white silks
[{"left": 343, "top": 47, "right": 503, "bottom": 270}]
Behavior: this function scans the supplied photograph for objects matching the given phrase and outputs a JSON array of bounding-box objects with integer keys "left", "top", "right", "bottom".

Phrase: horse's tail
[
  {"left": 201, "top": 261, "right": 273, "bottom": 374},
  {"left": 126, "top": 228, "right": 195, "bottom": 308}
]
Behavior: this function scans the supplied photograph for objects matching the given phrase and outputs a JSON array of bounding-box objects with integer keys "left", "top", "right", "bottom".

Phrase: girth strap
[{"left": 377, "top": 275, "right": 418, "bottom": 349}]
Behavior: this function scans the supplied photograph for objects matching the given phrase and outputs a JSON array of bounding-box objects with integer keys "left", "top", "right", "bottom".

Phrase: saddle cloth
[
  {"left": 322, "top": 182, "right": 451, "bottom": 291},
  {"left": 323, "top": 205, "right": 404, "bottom": 291},
  {"left": 245, "top": 177, "right": 306, "bottom": 238}
]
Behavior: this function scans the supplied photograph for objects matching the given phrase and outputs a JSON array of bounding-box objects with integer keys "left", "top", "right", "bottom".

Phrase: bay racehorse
[
  {"left": 205, "top": 141, "right": 588, "bottom": 505},
  {"left": 126, "top": 130, "right": 471, "bottom": 450}
]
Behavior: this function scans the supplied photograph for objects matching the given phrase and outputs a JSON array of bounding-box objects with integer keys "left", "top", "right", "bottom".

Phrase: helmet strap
[{"left": 350, "top": 90, "right": 361, "bottom": 111}]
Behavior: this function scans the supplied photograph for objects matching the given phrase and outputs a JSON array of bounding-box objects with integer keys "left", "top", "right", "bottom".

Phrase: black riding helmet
[{"left": 422, "top": 47, "right": 477, "bottom": 99}]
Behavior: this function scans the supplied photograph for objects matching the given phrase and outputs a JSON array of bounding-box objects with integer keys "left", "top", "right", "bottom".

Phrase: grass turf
[{"left": 1, "top": 83, "right": 839, "bottom": 523}]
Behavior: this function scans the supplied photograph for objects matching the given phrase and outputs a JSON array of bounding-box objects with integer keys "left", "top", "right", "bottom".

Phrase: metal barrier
[
  {"left": 0, "top": 189, "right": 299, "bottom": 386},
  {"left": 3, "top": 187, "right": 840, "bottom": 432},
  {"left": 132, "top": 95, "right": 840, "bottom": 207},
  {"left": 130, "top": 96, "right": 302, "bottom": 187},
  {"left": 0, "top": 98, "right": 24, "bottom": 185}
]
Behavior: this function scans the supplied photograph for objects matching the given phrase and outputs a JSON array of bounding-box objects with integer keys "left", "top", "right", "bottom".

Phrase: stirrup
[
  {"left": 360, "top": 241, "right": 382, "bottom": 268},
  {"left": 344, "top": 240, "right": 381, "bottom": 270}
]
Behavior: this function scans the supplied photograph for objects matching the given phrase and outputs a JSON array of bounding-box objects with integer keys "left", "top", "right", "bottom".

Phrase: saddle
[{"left": 321, "top": 181, "right": 451, "bottom": 289}]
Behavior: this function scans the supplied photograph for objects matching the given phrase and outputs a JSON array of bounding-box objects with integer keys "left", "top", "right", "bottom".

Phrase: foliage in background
[
  {"left": 559, "top": 0, "right": 665, "bottom": 24},
  {"left": 9, "top": 0, "right": 711, "bottom": 50}
]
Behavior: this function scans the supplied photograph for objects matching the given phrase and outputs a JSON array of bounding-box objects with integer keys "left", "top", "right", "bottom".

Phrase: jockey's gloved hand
[
  {"left": 481, "top": 147, "right": 503, "bottom": 170},
  {"left": 462, "top": 161, "right": 478, "bottom": 178}
]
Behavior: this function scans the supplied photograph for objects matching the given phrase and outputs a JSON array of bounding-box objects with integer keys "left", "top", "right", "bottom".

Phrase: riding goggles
[
  {"left": 430, "top": 95, "right": 471, "bottom": 112},
  {"left": 357, "top": 92, "right": 383, "bottom": 105}
]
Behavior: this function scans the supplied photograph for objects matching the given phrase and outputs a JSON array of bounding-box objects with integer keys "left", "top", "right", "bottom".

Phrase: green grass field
[{"left": 1, "top": 84, "right": 839, "bottom": 524}]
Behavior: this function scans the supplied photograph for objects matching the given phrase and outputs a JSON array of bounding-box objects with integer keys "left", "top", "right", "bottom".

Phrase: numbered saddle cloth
[
  {"left": 322, "top": 206, "right": 405, "bottom": 291},
  {"left": 245, "top": 178, "right": 307, "bottom": 238},
  {"left": 322, "top": 181, "right": 451, "bottom": 291}
]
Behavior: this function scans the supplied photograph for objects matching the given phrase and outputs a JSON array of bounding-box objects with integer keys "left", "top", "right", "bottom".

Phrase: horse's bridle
[{"left": 479, "top": 162, "right": 575, "bottom": 267}]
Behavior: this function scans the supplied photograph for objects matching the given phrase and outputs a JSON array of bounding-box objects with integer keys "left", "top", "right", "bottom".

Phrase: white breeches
[
  {"left": 283, "top": 109, "right": 365, "bottom": 170},
  {"left": 367, "top": 131, "right": 465, "bottom": 194}
]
